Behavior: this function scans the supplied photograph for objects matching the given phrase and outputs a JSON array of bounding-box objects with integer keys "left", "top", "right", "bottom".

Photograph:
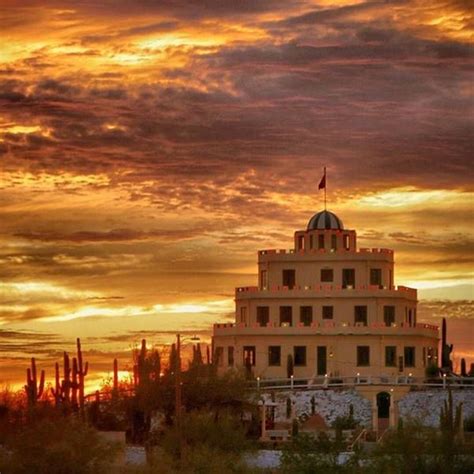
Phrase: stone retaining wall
[
  {"left": 398, "top": 390, "right": 474, "bottom": 427},
  {"left": 263, "top": 389, "right": 372, "bottom": 427},
  {"left": 262, "top": 388, "right": 474, "bottom": 429}
]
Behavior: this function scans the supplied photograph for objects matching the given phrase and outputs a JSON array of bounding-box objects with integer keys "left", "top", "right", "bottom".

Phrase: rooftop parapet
[
  {"left": 235, "top": 284, "right": 417, "bottom": 298},
  {"left": 258, "top": 248, "right": 394, "bottom": 255}
]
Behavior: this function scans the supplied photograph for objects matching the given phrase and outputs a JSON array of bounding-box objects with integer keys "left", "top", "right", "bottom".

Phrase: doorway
[
  {"left": 376, "top": 391, "right": 391, "bottom": 433},
  {"left": 317, "top": 346, "right": 327, "bottom": 375}
]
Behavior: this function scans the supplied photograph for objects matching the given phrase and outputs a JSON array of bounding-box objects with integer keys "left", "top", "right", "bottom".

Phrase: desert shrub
[
  {"left": 464, "top": 414, "right": 474, "bottom": 432},
  {"left": 425, "top": 364, "right": 439, "bottom": 379},
  {"left": 332, "top": 408, "right": 358, "bottom": 431},
  {"left": 281, "top": 431, "right": 362, "bottom": 474},
  {"left": 147, "top": 411, "right": 254, "bottom": 473},
  {"left": 366, "top": 419, "right": 474, "bottom": 474},
  {"left": 0, "top": 412, "right": 119, "bottom": 474}
]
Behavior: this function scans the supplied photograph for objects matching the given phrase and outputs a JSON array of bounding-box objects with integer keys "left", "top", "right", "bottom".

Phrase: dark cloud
[{"left": 0, "top": 0, "right": 473, "bottom": 386}]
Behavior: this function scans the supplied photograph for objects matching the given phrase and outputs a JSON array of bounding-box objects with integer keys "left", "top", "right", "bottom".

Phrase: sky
[{"left": 0, "top": 0, "right": 473, "bottom": 391}]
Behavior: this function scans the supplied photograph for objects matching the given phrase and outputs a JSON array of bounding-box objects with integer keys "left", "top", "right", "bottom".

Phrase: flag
[{"left": 318, "top": 170, "right": 326, "bottom": 190}]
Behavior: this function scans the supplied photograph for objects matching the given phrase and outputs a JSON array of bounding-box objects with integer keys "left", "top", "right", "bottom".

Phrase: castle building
[{"left": 212, "top": 210, "right": 439, "bottom": 381}]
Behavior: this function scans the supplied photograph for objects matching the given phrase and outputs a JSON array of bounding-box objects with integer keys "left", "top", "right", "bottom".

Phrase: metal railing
[
  {"left": 252, "top": 374, "right": 474, "bottom": 391},
  {"left": 348, "top": 428, "right": 367, "bottom": 451}
]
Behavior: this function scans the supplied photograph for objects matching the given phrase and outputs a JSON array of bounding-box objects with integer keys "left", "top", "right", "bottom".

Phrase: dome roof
[{"left": 307, "top": 210, "right": 344, "bottom": 231}]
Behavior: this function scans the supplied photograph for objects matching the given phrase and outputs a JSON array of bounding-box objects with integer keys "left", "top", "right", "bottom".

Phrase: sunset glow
[{"left": 0, "top": 0, "right": 472, "bottom": 391}]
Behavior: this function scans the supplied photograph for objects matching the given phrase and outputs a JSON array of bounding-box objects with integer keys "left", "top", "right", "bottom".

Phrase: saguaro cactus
[
  {"left": 113, "top": 358, "right": 119, "bottom": 398},
  {"left": 441, "top": 318, "right": 453, "bottom": 372},
  {"left": 440, "top": 389, "right": 463, "bottom": 439},
  {"left": 25, "top": 357, "right": 45, "bottom": 407},
  {"left": 72, "top": 356, "right": 79, "bottom": 408},
  {"left": 76, "top": 338, "right": 89, "bottom": 413}
]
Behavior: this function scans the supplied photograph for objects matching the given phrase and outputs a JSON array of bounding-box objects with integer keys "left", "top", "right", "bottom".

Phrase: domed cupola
[{"left": 307, "top": 210, "right": 344, "bottom": 231}]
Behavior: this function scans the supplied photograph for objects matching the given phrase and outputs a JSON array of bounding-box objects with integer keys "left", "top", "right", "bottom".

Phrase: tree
[{"left": 0, "top": 414, "right": 118, "bottom": 474}]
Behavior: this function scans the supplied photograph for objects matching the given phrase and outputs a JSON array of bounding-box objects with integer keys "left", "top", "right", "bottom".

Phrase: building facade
[{"left": 212, "top": 210, "right": 439, "bottom": 380}]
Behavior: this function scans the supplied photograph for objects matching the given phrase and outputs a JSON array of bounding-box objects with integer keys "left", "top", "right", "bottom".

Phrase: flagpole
[{"left": 324, "top": 166, "right": 327, "bottom": 211}]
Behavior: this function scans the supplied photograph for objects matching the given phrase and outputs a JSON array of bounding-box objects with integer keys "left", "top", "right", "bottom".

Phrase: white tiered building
[{"left": 212, "top": 210, "right": 439, "bottom": 381}]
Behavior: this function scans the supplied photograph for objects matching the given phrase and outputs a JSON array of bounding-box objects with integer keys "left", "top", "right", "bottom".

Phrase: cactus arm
[{"left": 38, "top": 370, "right": 45, "bottom": 398}]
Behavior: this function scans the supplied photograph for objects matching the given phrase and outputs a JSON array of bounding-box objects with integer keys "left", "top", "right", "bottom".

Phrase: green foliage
[
  {"left": 0, "top": 412, "right": 119, "bottom": 474},
  {"left": 366, "top": 418, "right": 474, "bottom": 474},
  {"left": 425, "top": 363, "right": 439, "bottom": 379},
  {"left": 182, "top": 368, "right": 249, "bottom": 415},
  {"left": 332, "top": 408, "right": 358, "bottom": 431},
  {"left": 148, "top": 411, "right": 254, "bottom": 473},
  {"left": 292, "top": 418, "right": 299, "bottom": 436},
  {"left": 464, "top": 414, "right": 474, "bottom": 432},
  {"left": 439, "top": 390, "right": 463, "bottom": 436},
  {"left": 281, "top": 431, "right": 361, "bottom": 474}
]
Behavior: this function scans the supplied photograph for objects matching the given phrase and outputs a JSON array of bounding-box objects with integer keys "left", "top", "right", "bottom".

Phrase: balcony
[
  {"left": 213, "top": 321, "right": 438, "bottom": 338},
  {"left": 235, "top": 285, "right": 417, "bottom": 299}
]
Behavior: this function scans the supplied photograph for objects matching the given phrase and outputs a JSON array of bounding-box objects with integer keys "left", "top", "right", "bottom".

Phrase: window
[
  {"left": 240, "top": 307, "right": 247, "bottom": 324},
  {"left": 268, "top": 346, "right": 281, "bottom": 366},
  {"left": 282, "top": 269, "right": 296, "bottom": 289},
  {"left": 256, "top": 306, "right": 269, "bottom": 327},
  {"left": 342, "top": 268, "right": 355, "bottom": 288},
  {"left": 280, "top": 306, "right": 292, "bottom": 326},
  {"left": 404, "top": 347, "right": 415, "bottom": 367},
  {"left": 243, "top": 346, "right": 256, "bottom": 366},
  {"left": 370, "top": 268, "right": 382, "bottom": 286},
  {"left": 357, "top": 346, "right": 370, "bottom": 366},
  {"left": 354, "top": 306, "right": 368, "bottom": 326},
  {"left": 331, "top": 234, "right": 337, "bottom": 251},
  {"left": 320, "top": 268, "right": 333, "bottom": 282},
  {"left": 343, "top": 234, "right": 350, "bottom": 250},
  {"left": 294, "top": 346, "right": 307, "bottom": 366},
  {"left": 318, "top": 234, "right": 325, "bottom": 250},
  {"left": 228, "top": 346, "right": 234, "bottom": 366},
  {"left": 383, "top": 306, "right": 395, "bottom": 327},
  {"left": 310, "top": 234, "right": 314, "bottom": 249},
  {"left": 385, "top": 346, "right": 397, "bottom": 367},
  {"left": 300, "top": 306, "right": 312, "bottom": 326},
  {"left": 259, "top": 270, "right": 267, "bottom": 290},
  {"left": 215, "top": 347, "right": 224, "bottom": 366},
  {"left": 322, "top": 306, "right": 334, "bottom": 320}
]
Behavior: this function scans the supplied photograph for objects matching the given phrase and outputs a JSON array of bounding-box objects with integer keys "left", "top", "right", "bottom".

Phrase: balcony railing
[
  {"left": 250, "top": 375, "right": 473, "bottom": 391},
  {"left": 236, "top": 284, "right": 416, "bottom": 297},
  {"left": 213, "top": 321, "right": 438, "bottom": 335}
]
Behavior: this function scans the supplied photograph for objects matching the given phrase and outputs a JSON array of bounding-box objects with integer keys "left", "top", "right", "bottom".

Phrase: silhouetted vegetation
[{"left": 0, "top": 408, "right": 118, "bottom": 474}]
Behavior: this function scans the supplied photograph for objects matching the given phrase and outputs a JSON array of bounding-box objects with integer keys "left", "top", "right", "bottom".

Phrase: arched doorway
[{"left": 376, "top": 392, "right": 391, "bottom": 433}]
